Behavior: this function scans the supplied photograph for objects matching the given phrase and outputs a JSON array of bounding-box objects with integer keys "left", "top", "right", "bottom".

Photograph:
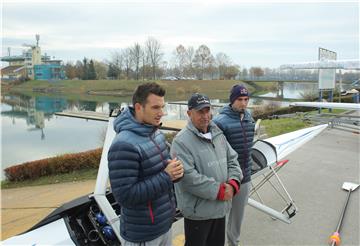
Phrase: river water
[{"left": 0, "top": 82, "right": 351, "bottom": 180}]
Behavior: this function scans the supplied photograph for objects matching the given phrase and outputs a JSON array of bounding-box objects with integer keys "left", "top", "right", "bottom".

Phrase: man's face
[
  {"left": 137, "top": 94, "right": 165, "bottom": 126},
  {"left": 187, "top": 107, "right": 211, "bottom": 132},
  {"left": 231, "top": 96, "right": 249, "bottom": 112}
]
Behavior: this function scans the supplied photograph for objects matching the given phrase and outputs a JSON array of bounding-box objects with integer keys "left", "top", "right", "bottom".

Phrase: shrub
[
  {"left": 176, "top": 87, "right": 186, "bottom": 95},
  {"left": 165, "top": 132, "right": 177, "bottom": 144},
  {"left": 252, "top": 101, "right": 281, "bottom": 119},
  {"left": 190, "top": 85, "right": 201, "bottom": 93},
  {"left": 252, "top": 105, "right": 314, "bottom": 120},
  {"left": 300, "top": 91, "right": 318, "bottom": 101},
  {"left": 4, "top": 148, "right": 102, "bottom": 182}
]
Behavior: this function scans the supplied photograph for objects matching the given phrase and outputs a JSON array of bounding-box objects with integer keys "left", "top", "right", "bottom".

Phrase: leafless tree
[
  {"left": 145, "top": 37, "right": 163, "bottom": 80},
  {"left": 123, "top": 48, "right": 133, "bottom": 79},
  {"left": 206, "top": 55, "right": 216, "bottom": 80},
  {"left": 216, "top": 52, "right": 231, "bottom": 80},
  {"left": 94, "top": 61, "right": 108, "bottom": 80},
  {"left": 64, "top": 62, "right": 77, "bottom": 79},
  {"left": 130, "top": 43, "right": 143, "bottom": 80},
  {"left": 250, "top": 67, "right": 264, "bottom": 78},
  {"left": 183, "top": 46, "right": 195, "bottom": 78},
  {"left": 193, "top": 45, "right": 213, "bottom": 80},
  {"left": 224, "top": 65, "right": 240, "bottom": 80},
  {"left": 173, "top": 44, "right": 187, "bottom": 77}
]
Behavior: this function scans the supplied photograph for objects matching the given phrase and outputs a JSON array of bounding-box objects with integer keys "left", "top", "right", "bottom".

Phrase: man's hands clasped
[{"left": 165, "top": 158, "right": 184, "bottom": 181}]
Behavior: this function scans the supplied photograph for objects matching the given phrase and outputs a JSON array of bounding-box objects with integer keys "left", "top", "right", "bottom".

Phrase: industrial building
[{"left": 1, "top": 34, "right": 65, "bottom": 81}]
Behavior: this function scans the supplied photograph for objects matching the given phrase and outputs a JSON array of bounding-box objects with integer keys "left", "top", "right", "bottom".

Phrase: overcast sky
[{"left": 1, "top": 0, "right": 359, "bottom": 68}]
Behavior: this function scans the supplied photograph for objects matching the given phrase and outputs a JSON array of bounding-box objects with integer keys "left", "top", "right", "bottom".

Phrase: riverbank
[
  {"left": 5, "top": 79, "right": 262, "bottom": 102},
  {"left": 1, "top": 114, "right": 314, "bottom": 189}
]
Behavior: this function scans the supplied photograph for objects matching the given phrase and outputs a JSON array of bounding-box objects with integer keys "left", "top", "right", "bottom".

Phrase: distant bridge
[{"left": 240, "top": 79, "right": 316, "bottom": 83}]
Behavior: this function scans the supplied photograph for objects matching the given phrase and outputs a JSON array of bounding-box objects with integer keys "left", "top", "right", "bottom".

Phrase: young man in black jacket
[{"left": 213, "top": 84, "right": 255, "bottom": 246}]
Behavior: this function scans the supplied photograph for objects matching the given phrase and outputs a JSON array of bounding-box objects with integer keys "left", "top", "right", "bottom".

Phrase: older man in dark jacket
[
  {"left": 213, "top": 84, "right": 255, "bottom": 246},
  {"left": 108, "top": 83, "right": 184, "bottom": 245}
]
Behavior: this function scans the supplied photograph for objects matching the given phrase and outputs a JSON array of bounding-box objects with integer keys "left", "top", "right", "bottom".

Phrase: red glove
[{"left": 228, "top": 179, "right": 240, "bottom": 195}]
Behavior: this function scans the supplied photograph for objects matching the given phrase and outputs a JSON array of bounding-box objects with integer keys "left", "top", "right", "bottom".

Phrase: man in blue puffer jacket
[
  {"left": 213, "top": 84, "right": 255, "bottom": 246},
  {"left": 108, "top": 82, "right": 184, "bottom": 245}
]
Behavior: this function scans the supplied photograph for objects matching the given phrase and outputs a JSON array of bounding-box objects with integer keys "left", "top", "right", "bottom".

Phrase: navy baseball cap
[{"left": 188, "top": 93, "right": 211, "bottom": 110}]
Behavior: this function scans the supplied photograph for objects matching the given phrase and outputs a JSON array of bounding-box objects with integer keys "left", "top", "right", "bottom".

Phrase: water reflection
[
  {"left": 1, "top": 81, "right": 327, "bottom": 179},
  {"left": 163, "top": 101, "right": 222, "bottom": 121},
  {"left": 1, "top": 95, "right": 119, "bottom": 180},
  {"left": 258, "top": 82, "right": 353, "bottom": 99}
]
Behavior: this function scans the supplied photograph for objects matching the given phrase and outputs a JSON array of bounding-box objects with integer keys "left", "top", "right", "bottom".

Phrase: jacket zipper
[
  {"left": 148, "top": 201, "right": 154, "bottom": 224},
  {"left": 240, "top": 118, "right": 248, "bottom": 172},
  {"left": 149, "top": 135, "right": 166, "bottom": 167},
  {"left": 149, "top": 134, "right": 176, "bottom": 219},
  {"left": 193, "top": 198, "right": 199, "bottom": 214}
]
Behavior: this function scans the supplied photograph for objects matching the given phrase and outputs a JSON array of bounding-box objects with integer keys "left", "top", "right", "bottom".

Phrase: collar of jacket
[
  {"left": 113, "top": 106, "right": 159, "bottom": 137},
  {"left": 186, "top": 120, "right": 222, "bottom": 140},
  {"left": 219, "top": 104, "right": 252, "bottom": 121}
]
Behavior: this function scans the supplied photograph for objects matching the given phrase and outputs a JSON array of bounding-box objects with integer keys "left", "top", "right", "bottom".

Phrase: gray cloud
[{"left": 2, "top": 1, "right": 358, "bottom": 68}]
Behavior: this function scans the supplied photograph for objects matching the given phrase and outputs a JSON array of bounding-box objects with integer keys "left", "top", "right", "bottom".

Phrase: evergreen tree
[
  {"left": 107, "top": 64, "right": 118, "bottom": 79},
  {"left": 88, "top": 59, "right": 97, "bottom": 80},
  {"left": 82, "top": 57, "right": 88, "bottom": 80}
]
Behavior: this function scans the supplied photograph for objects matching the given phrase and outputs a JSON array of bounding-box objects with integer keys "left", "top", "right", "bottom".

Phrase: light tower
[
  {"left": 22, "top": 34, "right": 42, "bottom": 79},
  {"left": 36, "top": 34, "right": 40, "bottom": 47}
]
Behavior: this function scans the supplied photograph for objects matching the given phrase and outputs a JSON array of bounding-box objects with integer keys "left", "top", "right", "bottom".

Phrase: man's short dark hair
[{"left": 132, "top": 82, "right": 166, "bottom": 106}]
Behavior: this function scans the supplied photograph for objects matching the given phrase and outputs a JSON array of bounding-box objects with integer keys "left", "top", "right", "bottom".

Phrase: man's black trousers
[{"left": 184, "top": 217, "right": 225, "bottom": 246}]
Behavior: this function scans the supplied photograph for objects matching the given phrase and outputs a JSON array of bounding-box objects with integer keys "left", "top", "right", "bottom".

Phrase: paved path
[
  {"left": 2, "top": 127, "right": 359, "bottom": 245},
  {"left": 1, "top": 180, "right": 96, "bottom": 240},
  {"left": 241, "top": 126, "right": 359, "bottom": 245},
  {"left": 172, "top": 126, "right": 359, "bottom": 245}
]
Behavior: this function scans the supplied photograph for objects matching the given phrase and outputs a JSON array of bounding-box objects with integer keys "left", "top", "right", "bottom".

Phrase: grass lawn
[
  {"left": 8, "top": 79, "right": 258, "bottom": 102},
  {"left": 1, "top": 168, "right": 98, "bottom": 189},
  {"left": 261, "top": 109, "right": 347, "bottom": 138},
  {"left": 303, "top": 108, "right": 347, "bottom": 115},
  {"left": 261, "top": 117, "right": 312, "bottom": 137}
]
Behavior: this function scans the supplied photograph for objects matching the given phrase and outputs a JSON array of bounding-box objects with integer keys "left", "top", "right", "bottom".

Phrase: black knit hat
[{"left": 230, "top": 84, "right": 249, "bottom": 104}]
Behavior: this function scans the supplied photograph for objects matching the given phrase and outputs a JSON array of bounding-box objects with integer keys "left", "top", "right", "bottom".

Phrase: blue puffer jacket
[
  {"left": 213, "top": 105, "right": 255, "bottom": 184},
  {"left": 108, "top": 107, "right": 176, "bottom": 243}
]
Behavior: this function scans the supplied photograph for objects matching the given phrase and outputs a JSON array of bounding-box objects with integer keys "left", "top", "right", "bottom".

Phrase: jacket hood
[
  {"left": 219, "top": 105, "right": 252, "bottom": 121},
  {"left": 113, "top": 107, "right": 157, "bottom": 136}
]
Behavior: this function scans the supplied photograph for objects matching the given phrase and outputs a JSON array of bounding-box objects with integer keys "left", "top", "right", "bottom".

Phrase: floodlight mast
[{"left": 36, "top": 34, "right": 40, "bottom": 47}]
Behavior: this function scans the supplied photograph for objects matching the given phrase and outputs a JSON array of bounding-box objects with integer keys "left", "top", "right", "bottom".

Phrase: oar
[{"left": 329, "top": 182, "right": 359, "bottom": 246}]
